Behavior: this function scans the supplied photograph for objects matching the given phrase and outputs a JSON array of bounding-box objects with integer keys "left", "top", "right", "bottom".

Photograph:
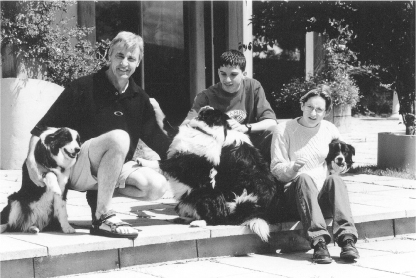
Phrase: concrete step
[{"left": 0, "top": 173, "right": 415, "bottom": 278}]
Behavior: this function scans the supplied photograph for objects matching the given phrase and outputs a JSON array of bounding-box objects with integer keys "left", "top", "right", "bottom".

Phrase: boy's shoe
[
  {"left": 340, "top": 238, "right": 360, "bottom": 261},
  {"left": 313, "top": 240, "right": 333, "bottom": 264}
]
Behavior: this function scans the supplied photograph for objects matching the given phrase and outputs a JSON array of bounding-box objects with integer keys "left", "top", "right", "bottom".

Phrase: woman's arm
[{"left": 270, "top": 128, "right": 298, "bottom": 183}]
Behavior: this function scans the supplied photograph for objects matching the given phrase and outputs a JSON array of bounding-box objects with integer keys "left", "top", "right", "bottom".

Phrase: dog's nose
[
  {"left": 74, "top": 147, "right": 81, "bottom": 154},
  {"left": 336, "top": 157, "right": 344, "bottom": 163}
]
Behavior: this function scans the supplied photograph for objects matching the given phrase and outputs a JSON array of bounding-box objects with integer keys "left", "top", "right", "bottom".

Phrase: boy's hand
[{"left": 227, "top": 119, "right": 246, "bottom": 133}]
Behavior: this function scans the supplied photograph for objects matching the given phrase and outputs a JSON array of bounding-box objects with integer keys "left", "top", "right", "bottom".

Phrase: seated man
[
  {"left": 183, "top": 50, "right": 277, "bottom": 163},
  {"left": 26, "top": 31, "right": 170, "bottom": 239}
]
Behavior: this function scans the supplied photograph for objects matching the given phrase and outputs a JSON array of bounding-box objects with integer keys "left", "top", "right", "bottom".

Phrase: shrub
[{"left": 1, "top": 1, "right": 109, "bottom": 87}]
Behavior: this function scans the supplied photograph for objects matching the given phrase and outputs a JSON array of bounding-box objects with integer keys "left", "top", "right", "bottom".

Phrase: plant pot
[
  {"left": 377, "top": 132, "right": 416, "bottom": 174},
  {"left": 325, "top": 104, "right": 351, "bottom": 133},
  {"left": 1, "top": 78, "right": 64, "bottom": 170}
]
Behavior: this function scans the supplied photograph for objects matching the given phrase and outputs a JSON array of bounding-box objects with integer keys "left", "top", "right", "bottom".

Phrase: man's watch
[{"left": 245, "top": 123, "right": 252, "bottom": 134}]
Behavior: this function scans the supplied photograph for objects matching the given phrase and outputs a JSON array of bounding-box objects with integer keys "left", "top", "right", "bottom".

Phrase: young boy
[{"left": 183, "top": 50, "right": 277, "bottom": 163}]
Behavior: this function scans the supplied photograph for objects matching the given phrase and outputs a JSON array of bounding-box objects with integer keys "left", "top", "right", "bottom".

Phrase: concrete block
[
  {"left": 7, "top": 230, "right": 133, "bottom": 256},
  {"left": 350, "top": 203, "right": 406, "bottom": 223},
  {"left": 0, "top": 235, "right": 47, "bottom": 261},
  {"left": 133, "top": 224, "right": 210, "bottom": 246},
  {"left": 120, "top": 240, "right": 197, "bottom": 267},
  {"left": 356, "top": 219, "right": 394, "bottom": 240},
  {"left": 394, "top": 217, "right": 416, "bottom": 235},
  {"left": 197, "top": 234, "right": 272, "bottom": 258},
  {"left": 34, "top": 249, "right": 119, "bottom": 278},
  {"left": 0, "top": 258, "right": 34, "bottom": 278}
]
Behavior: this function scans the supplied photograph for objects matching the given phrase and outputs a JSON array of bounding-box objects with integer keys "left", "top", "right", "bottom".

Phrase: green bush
[{"left": 1, "top": 1, "right": 109, "bottom": 87}]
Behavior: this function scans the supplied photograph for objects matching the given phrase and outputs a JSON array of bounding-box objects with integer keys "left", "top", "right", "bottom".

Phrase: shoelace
[
  {"left": 316, "top": 241, "right": 328, "bottom": 250},
  {"left": 343, "top": 239, "right": 354, "bottom": 247}
]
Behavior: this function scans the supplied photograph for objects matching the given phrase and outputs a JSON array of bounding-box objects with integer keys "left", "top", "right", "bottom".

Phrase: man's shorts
[{"left": 69, "top": 139, "right": 141, "bottom": 191}]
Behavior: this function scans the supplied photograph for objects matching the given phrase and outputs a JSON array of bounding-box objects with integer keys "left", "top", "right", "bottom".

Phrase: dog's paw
[
  {"left": 189, "top": 220, "right": 207, "bottom": 227},
  {"left": 62, "top": 224, "right": 76, "bottom": 234},
  {"left": 29, "top": 226, "right": 40, "bottom": 234}
]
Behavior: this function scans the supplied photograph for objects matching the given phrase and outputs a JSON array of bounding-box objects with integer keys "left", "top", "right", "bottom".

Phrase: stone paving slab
[
  {"left": 133, "top": 224, "right": 210, "bottom": 246},
  {"left": 4, "top": 230, "right": 133, "bottom": 256},
  {"left": 0, "top": 235, "right": 47, "bottom": 261}
]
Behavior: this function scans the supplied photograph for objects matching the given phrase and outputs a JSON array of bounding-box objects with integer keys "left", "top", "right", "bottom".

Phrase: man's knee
[
  {"left": 126, "top": 168, "right": 168, "bottom": 200},
  {"left": 103, "top": 130, "right": 130, "bottom": 154}
]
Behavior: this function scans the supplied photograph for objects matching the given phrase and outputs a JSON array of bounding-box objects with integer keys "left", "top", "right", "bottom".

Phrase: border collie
[
  {"left": 0, "top": 127, "right": 81, "bottom": 234},
  {"left": 326, "top": 139, "right": 355, "bottom": 174},
  {"left": 138, "top": 107, "right": 278, "bottom": 241}
]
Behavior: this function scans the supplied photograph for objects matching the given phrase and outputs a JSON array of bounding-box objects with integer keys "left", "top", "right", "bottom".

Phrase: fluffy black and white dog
[
  {"left": 138, "top": 107, "right": 278, "bottom": 241},
  {"left": 326, "top": 139, "right": 355, "bottom": 173},
  {"left": 0, "top": 127, "right": 81, "bottom": 234}
]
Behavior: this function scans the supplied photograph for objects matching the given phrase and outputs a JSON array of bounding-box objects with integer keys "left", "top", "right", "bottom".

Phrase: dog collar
[{"left": 189, "top": 125, "right": 213, "bottom": 138}]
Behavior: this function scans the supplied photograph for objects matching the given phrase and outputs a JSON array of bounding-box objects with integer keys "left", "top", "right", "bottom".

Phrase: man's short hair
[
  {"left": 219, "top": 50, "right": 246, "bottom": 71},
  {"left": 109, "top": 31, "right": 144, "bottom": 62}
]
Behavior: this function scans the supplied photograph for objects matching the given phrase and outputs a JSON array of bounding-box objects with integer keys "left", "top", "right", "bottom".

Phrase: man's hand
[{"left": 26, "top": 156, "right": 46, "bottom": 187}]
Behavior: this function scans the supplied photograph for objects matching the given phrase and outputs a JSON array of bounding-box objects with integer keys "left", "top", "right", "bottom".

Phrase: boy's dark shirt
[{"left": 31, "top": 67, "right": 170, "bottom": 161}]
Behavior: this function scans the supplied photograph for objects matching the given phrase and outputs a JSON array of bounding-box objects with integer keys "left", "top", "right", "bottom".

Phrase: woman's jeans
[{"left": 283, "top": 173, "right": 358, "bottom": 246}]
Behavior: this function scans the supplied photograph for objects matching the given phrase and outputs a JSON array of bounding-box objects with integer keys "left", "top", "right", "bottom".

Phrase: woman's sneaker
[
  {"left": 339, "top": 238, "right": 360, "bottom": 261},
  {"left": 313, "top": 240, "right": 333, "bottom": 264}
]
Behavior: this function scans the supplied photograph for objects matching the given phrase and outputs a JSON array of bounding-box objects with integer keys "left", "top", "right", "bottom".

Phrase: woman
[{"left": 270, "top": 85, "right": 359, "bottom": 264}]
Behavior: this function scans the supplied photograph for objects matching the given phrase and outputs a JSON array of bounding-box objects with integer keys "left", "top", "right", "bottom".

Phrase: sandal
[{"left": 90, "top": 210, "right": 139, "bottom": 239}]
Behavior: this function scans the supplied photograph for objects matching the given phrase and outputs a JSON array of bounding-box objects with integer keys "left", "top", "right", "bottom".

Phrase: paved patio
[{"left": 1, "top": 116, "right": 415, "bottom": 278}]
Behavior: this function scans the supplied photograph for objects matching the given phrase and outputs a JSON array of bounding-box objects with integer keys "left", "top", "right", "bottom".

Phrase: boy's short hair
[
  {"left": 219, "top": 50, "right": 246, "bottom": 71},
  {"left": 300, "top": 84, "right": 333, "bottom": 112},
  {"left": 109, "top": 31, "right": 144, "bottom": 62}
]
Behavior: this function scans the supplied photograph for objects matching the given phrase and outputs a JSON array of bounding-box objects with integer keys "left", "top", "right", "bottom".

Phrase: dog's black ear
[
  {"left": 34, "top": 140, "right": 57, "bottom": 168},
  {"left": 348, "top": 144, "right": 355, "bottom": 156}
]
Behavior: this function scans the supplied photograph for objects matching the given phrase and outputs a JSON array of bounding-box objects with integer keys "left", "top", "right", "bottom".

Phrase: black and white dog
[
  {"left": 0, "top": 127, "right": 81, "bottom": 234},
  {"left": 138, "top": 107, "right": 278, "bottom": 241},
  {"left": 326, "top": 139, "right": 355, "bottom": 174}
]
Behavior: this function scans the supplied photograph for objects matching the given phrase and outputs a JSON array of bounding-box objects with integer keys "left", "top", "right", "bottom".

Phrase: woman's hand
[{"left": 293, "top": 157, "right": 308, "bottom": 172}]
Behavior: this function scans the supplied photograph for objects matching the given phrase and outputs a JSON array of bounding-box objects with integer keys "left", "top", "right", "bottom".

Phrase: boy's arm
[{"left": 253, "top": 82, "right": 276, "bottom": 122}]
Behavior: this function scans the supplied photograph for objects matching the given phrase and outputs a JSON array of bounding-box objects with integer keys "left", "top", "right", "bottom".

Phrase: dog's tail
[{"left": 227, "top": 190, "right": 270, "bottom": 242}]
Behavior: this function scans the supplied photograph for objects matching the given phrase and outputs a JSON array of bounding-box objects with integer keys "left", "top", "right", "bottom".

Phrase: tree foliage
[
  {"left": 252, "top": 1, "right": 415, "bottom": 132},
  {"left": 1, "top": 1, "right": 109, "bottom": 87}
]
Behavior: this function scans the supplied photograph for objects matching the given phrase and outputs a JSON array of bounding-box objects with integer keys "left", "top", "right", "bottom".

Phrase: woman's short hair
[
  {"left": 109, "top": 31, "right": 144, "bottom": 62},
  {"left": 300, "top": 85, "right": 333, "bottom": 112}
]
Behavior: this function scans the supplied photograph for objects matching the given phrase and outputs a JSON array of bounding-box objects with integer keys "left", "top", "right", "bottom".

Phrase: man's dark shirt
[{"left": 31, "top": 67, "right": 170, "bottom": 161}]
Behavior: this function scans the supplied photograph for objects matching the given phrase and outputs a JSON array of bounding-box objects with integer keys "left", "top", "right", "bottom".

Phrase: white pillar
[
  {"left": 243, "top": 0, "right": 253, "bottom": 78},
  {"left": 305, "top": 32, "right": 314, "bottom": 80},
  {"left": 390, "top": 91, "right": 400, "bottom": 119}
]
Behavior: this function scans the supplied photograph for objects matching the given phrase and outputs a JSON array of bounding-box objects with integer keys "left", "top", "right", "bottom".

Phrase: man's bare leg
[
  {"left": 117, "top": 166, "right": 168, "bottom": 200},
  {"left": 88, "top": 129, "right": 136, "bottom": 235}
]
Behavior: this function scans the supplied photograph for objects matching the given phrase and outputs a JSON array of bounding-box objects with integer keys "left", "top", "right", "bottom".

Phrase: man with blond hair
[{"left": 26, "top": 31, "right": 170, "bottom": 239}]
